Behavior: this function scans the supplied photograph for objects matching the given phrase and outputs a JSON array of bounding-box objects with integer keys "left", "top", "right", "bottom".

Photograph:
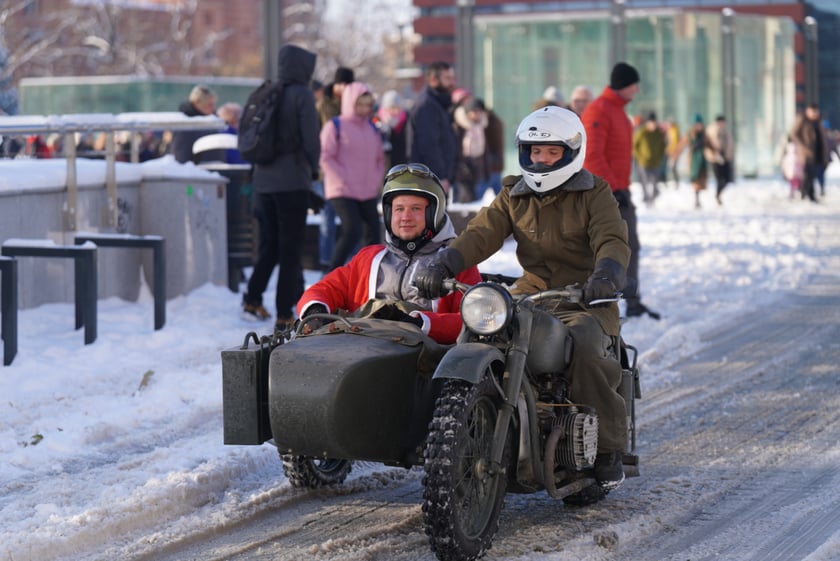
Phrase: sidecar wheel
[
  {"left": 280, "top": 454, "right": 352, "bottom": 489},
  {"left": 422, "top": 373, "right": 508, "bottom": 561}
]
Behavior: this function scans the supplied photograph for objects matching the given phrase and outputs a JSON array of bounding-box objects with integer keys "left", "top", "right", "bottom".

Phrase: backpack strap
[
  {"left": 332, "top": 116, "right": 341, "bottom": 141},
  {"left": 331, "top": 116, "right": 380, "bottom": 142}
]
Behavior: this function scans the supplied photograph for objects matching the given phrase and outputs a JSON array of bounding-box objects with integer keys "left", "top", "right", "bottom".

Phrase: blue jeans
[
  {"left": 474, "top": 172, "right": 502, "bottom": 201},
  {"left": 328, "top": 197, "right": 380, "bottom": 270}
]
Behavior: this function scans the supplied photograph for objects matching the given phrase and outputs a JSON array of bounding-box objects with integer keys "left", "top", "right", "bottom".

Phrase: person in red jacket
[
  {"left": 296, "top": 163, "right": 482, "bottom": 344},
  {"left": 581, "top": 62, "right": 660, "bottom": 320}
]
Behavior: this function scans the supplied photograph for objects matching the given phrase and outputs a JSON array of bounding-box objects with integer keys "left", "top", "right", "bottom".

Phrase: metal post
[
  {"left": 261, "top": 0, "right": 283, "bottom": 82},
  {"left": 804, "top": 16, "right": 819, "bottom": 106},
  {"left": 153, "top": 238, "right": 166, "bottom": 330},
  {"left": 64, "top": 133, "right": 78, "bottom": 231},
  {"left": 1, "top": 257, "right": 17, "bottom": 366},
  {"left": 721, "top": 8, "right": 737, "bottom": 146},
  {"left": 456, "top": 0, "right": 475, "bottom": 92},
  {"left": 104, "top": 132, "right": 118, "bottom": 228},
  {"left": 610, "top": 0, "right": 626, "bottom": 69},
  {"left": 80, "top": 247, "right": 98, "bottom": 345}
]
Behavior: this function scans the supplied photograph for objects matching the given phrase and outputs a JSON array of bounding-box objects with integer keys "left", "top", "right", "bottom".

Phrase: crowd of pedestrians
[
  {"left": 784, "top": 103, "right": 838, "bottom": 202},
  {"left": 7, "top": 42, "right": 838, "bottom": 334}
]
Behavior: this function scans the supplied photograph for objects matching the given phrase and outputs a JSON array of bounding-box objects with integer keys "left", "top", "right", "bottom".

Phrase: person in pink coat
[
  {"left": 297, "top": 164, "right": 482, "bottom": 344},
  {"left": 319, "top": 81, "right": 385, "bottom": 271}
]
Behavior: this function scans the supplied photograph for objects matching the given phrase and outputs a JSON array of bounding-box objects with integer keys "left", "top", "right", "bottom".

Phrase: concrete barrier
[{"left": 0, "top": 157, "right": 228, "bottom": 309}]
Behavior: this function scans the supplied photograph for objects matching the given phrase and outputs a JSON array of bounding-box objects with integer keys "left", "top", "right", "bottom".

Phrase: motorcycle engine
[{"left": 552, "top": 408, "right": 598, "bottom": 470}]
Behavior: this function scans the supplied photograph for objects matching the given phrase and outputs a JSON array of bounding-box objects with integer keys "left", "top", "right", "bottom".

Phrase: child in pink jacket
[{"left": 319, "top": 82, "right": 385, "bottom": 271}]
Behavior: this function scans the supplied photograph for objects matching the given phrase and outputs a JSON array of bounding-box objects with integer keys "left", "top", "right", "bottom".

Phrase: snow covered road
[
  {"left": 140, "top": 271, "right": 840, "bottom": 561},
  {"left": 3, "top": 177, "right": 840, "bottom": 561}
]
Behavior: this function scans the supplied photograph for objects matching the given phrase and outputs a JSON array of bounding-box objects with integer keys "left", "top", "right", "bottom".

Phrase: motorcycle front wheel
[
  {"left": 280, "top": 454, "right": 352, "bottom": 488},
  {"left": 422, "top": 372, "right": 509, "bottom": 561}
]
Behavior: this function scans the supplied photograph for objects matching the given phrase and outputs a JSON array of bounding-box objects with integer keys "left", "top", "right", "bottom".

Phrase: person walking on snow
[{"left": 581, "top": 62, "right": 660, "bottom": 320}]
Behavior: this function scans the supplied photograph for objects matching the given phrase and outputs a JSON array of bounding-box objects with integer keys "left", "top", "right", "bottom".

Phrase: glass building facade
[
  {"left": 473, "top": 10, "right": 795, "bottom": 177},
  {"left": 19, "top": 76, "right": 262, "bottom": 115}
]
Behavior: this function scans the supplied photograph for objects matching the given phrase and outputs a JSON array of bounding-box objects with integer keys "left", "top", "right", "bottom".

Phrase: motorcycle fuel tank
[{"left": 527, "top": 309, "right": 571, "bottom": 374}]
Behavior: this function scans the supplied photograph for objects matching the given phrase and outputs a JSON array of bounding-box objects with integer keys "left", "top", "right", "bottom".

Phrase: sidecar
[{"left": 222, "top": 317, "right": 446, "bottom": 469}]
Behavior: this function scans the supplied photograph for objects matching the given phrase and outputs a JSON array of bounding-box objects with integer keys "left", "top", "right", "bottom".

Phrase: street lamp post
[
  {"left": 721, "top": 8, "right": 736, "bottom": 143},
  {"left": 456, "top": 0, "right": 475, "bottom": 91},
  {"left": 804, "top": 16, "right": 819, "bottom": 106},
  {"left": 610, "top": 0, "right": 626, "bottom": 68},
  {"left": 261, "top": 0, "right": 283, "bottom": 81}
]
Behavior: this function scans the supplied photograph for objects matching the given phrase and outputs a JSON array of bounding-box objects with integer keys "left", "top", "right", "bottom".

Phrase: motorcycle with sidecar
[{"left": 221, "top": 277, "right": 641, "bottom": 561}]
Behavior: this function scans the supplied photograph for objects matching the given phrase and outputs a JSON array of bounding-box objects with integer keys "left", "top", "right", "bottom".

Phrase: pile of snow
[{"left": 1, "top": 168, "right": 839, "bottom": 561}]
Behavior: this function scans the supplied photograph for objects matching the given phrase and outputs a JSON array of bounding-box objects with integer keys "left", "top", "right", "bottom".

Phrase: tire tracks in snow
[{"left": 599, "top": 272, "right": 840, "bottom": 561}]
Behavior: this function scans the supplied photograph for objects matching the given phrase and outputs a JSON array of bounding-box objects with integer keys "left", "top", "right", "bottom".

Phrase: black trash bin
[{"left": 201, "top": 163, "right": 257, "bottom": 292}]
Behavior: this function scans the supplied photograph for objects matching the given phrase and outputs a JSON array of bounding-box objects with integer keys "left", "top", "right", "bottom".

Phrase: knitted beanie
[
  {"left": 609, "top": 62, "right": 640, "bottom": 90},
  {"left": 333, "top": 67, "right": 355, "bottom": 85}
]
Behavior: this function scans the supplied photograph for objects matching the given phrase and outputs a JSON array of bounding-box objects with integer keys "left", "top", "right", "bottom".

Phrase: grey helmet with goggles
[
  {"left": 381, "top": 163, "right": 448, "bottom": 254},
  {"left": 516, "top": 106, "right": 586, "bottom": 193}
]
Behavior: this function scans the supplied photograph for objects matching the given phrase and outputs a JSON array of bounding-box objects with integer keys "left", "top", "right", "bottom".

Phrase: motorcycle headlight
[{"left": 460, "top": 283, "right": 513, "bottom": 335}]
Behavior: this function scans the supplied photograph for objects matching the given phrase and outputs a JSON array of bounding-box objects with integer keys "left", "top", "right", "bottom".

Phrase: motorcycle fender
[{"left": 432, "top": 342, "right": 505, "bottom": 384}]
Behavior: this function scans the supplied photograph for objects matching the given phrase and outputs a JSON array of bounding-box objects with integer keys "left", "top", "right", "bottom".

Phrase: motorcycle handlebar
[{"left": 441, "top": 278, "right": 623, "bottom": 306}]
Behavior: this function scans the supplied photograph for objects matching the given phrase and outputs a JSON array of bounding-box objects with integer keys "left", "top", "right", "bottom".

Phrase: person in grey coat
[{"left": 241, "top": 44, "right": 321, "bottom": 330}]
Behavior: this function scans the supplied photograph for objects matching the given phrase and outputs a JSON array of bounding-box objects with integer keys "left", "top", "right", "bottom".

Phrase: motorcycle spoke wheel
[
  {"left": 423, "top": 373, "right": 508, "bottom": 561},
  {"left": 280, "top": 454, "right": 352, "bottom": 489}
]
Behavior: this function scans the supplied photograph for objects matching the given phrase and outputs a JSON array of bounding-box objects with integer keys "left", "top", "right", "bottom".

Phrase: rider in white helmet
[
  {"left": 516, "top": 104, "right": 587, "bottom": 192},
  {"left": 415, "top": 106, "right": 632, "bottom": 489}
]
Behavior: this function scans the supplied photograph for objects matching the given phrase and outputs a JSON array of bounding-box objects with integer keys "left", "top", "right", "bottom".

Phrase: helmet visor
[{"left": 518, "top": 141, "right": 580, "bottom": 174}]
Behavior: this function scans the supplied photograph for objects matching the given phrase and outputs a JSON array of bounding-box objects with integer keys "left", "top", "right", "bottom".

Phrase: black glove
[
  {"left": 583, "top": 258, "right": 626, "bottom": 307},
  {"left": 583, "top": 276, "right": 617, "bottom": 307},
  {"left": 414, "top": 248, "right": 465, "bottom": 299},
  {"left": 370, "top": 304, "right": 423, "bottom": 328},
  {"left": 300, "top": 303, "right": 328, "bottom": 332}
]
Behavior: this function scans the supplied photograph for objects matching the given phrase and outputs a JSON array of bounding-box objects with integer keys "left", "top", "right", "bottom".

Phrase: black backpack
[{"left": 238, "top": 80, "right": 285, "bottom": 164}]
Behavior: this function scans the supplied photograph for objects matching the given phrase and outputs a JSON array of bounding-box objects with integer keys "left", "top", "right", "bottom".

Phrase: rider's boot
[{"left": 594, "top": 450, "right": 625, "bottom": 490}]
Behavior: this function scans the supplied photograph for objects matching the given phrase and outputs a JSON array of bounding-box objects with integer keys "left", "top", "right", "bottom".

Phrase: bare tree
[
  {"left": 0, "top": 0, "right": 249, "bottom": 114},
  {"left": 0, "top": 0, "right": 414, "bottom": 115},
  {"left": 0, "top": 1, "right": 83, "bottom": 113},
  {"left": 308, "top": 0, "right": 416, "bottom": 96}
]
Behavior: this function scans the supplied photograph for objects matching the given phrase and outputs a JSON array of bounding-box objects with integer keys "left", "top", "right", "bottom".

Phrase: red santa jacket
[{"left": 297, "top": 244, "right": 482, "bottom": 344}]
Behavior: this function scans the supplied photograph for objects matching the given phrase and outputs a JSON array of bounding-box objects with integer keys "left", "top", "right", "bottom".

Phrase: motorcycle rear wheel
[
  {"left": 280, "top": 454, "right": 352, "bottom": 488},
  {"left": 422, "top": 372, "right": 509, "bottom": 561}
]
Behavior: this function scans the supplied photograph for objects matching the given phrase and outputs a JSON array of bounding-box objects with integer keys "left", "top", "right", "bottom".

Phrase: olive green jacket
[{"left": 449, "top": 170, "right": 630, "bottom": 335}]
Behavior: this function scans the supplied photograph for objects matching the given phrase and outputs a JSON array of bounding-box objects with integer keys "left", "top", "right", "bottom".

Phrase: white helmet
[{"left": 516, "top": 105, "right": 586, "bottom": 193}]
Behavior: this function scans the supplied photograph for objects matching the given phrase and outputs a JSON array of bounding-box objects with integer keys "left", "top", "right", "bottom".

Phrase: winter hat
[
  {"left": 542, "top": 85, "right": 563, "bottom": 104},
  {"left": 380, "top": 90, "right": 401, "bottom": 109},
  {"left": 646, "top": 111, "right": 657, "bottom": 122},
  {"left": 694, "top": 113, "right": 704, "bottom": 124},
  {"left": 451, "top": 87, "right": 472, "bottom": 106},
  {"left": 463, "top": 98, "right": 486, "bottom": 112},
  {"left": 609, "top": 62, "right": 640, "bottom": 90},
  {"left": 333, "top": 67, "right": 355, "bottom": 85}
]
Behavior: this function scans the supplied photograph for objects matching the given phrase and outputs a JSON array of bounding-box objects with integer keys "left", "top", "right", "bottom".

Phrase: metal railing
[{"left": 0, "top": 112, "right": 225, "bottom": 230}]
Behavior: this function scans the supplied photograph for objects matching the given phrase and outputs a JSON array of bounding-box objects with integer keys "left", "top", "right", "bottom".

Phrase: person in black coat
[
  {"left": 241, "top": 44, "right": 321, "bottom": 330},
  {"left": 407, "top": 61, "right": 457, "bottom": 193}
]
